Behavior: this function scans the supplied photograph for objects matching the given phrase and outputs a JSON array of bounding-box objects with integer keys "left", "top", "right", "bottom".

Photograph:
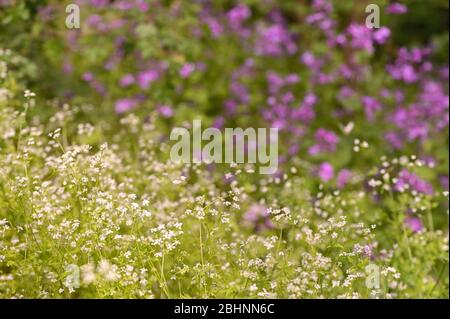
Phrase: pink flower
[
  {"left": 89, "top": 0, "right": 109, "bottom": 8},
  {"left": 386, "top": 3, "right": 408, "bottom": 15},
  {"left": 243, "top": 204, "right": 273, "bottom": 232},
  {"left": 361, "top": 96, "right": 382, "bottom": 121},
  {"left": 212, "top": 116, "right": 224, "bottom": 129},
  {"left": 180, "top": 63, "right": 195, "bottom": 78},
  {"left": 301, "top": 51, "right": 319, "bottom": 68},
  {"left": 224, "top": 99, "right": 238, "bottom": 115},
  {"left": 395, "top": 169, "right": 434, "bottom": 195},
  {"left": 266, "top": 71, "right": 284, "bottom": 94},
  {"left": 292, "top": 104, "right": 315, "bottom": 123},
  {"left": 404, "top": 216, "right": 423, "bottom": 233},
  {"left": 373, "top": 27, "right": 391, "bottom": 44},
  {"left": 82, "top": 72, "right": 94, "bottom": 82},
  {"left": 136, "top": 0, "right": 149, "bottom": 12},
  {"left": 157, "top": 105, "right": 173, "bottom": 118},
  {"left": 226, "top": 4, "right": 251, "bottom": 30},
  {"left": 338, "top": 86, "right": 355, "bottom": 99},
  {"left": 401, "top": 64, "right": 418, "bottom": 83},
  {"left": 119, "top": 74, "right": 135, "bottom": 87},
  {"left": 308, "top": 128, "right": 339, "bottom": 155},
  {"left": 115, "top": 98, "right": 139, "bottom": 114},
  {"left": 86, "top": 14, "right": 102, "bottom": 27},
  {"left": 255, "top": 24, "right": 297, "bottom": 57},
  {"left": 204, "top": 18, "right": 224, "bottom": 38},
  {"left": 138, "top": 69, "right": 159, "bottom": 89},
  {"left": 385, "top": 132, "right": 404, "bottom": 149},
  {"left": 337, "top": 169, "right": 352, "bottom": 188},
  {"left": 347, "top": 23, "right": 374, "bottom": 53},
  {"left": 63, "top": 61, "right": 73, "bottom": 74},
  {"left": 317, "top": 162, "right": 334, "bottom": 182}
]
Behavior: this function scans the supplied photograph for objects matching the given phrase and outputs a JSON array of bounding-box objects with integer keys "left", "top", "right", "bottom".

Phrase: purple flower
[
  {"left": 224, "top": 99, "right": 238, "bottom": 115},
  {"left": 337, "top": 169, "right": 352, "bottom": 188},
  {"left": 404, "top": 216, "right": 423, "bottom": 233},
  {"left": 138, "top": 69, "right": 159, "bottom": 89},
  {"left": 136, "top": 0, "right": 149, "bottom": 12},
  {"left": 386, "top": 3, "right": 408, "bottom": 15},
  {"left": 394, "top": 90, "right": 405, "bottom": 103},
  {"left": 292, "top": 104, "right": 315, "bottom": 123},
  {"left": 401, "top": 64, "right": 418, "bottom": 83},
  {"left": 347, "top": 23, "right": 374, "bottom": 53},
  {"left": 395, "top": 169, "right": 434, "bottom": 195},
  {"left": 386, "top": 47, "right": 431, "bottom": 83},
  {"left": 285, "top": 74, "right": 300, "bottom": 84},
  {"left": 114, "top": 0, "right": 134, "bottom": 10},
  {"left": 89, "top": 0, "right": 109, "bottom": 7},
  {"left": 86, "top": 14, "right": 103, "bottom": 28},
  {"left": 157, "top": 105, "right": 173, "bottom": 118},
  {"left": 271, "top": 119, "right": 287, "bottom": 130},
  {"left": 38, "top": 5, "right": 54, "bottom": 22},
  {"left": 306, "top": 12, "right": 326, "bottom": 24},
  {"left": 204, "top": 18, "right": 224, "bottom": 38},
  {"left": 226, "top": 4, "right": 251, "bottom": 30},
  {"left": 388, "top": 80, "right": 448, "bottom": 143},
  {"left": 230, "top": 82, "right": 249, "bottom": 104},
  {"left": 385, "top": 132, "right": 404, "bottom": 149},
  {"left": 212, "top": 116, "right": 225, "bottom": 129},
  {"left": 373, "top": 27, "right": 391, "bottom": 44},
  {"left": 304, "top": 93, "right": 318, "bottom": 106},
  {"left": 288, "top": 143, "right": 299, "bottom": 155},
  {"left": 243, "top": 204, "right": 273, "bottom": 231},
  {"left": 108, "top": 19, "right": 126, "bottom": 31},
  {"left": 312, "top": 0, "right": 333, "bottom": 13},
  {"left": 440, "top": 176, "right": 449, "bottom": 190},
  {"left": 281, "top": 92, "right": 295, "bottom": 104},
  {"left": 255, "top": 24, "right": 297, "bottom": 57},
  {"left": 363, "top": 244, "right": 373, "bottom": 258},
  {"left": 82, "top": 72, "right": 94, "bottom": 82},
  {"left": 115, "top": 98, "right": 139, "bottom": 114},
  {"left": 119, "top": 74, "right": 135, "bottom": 87},
  {"left": 301, "top": 51, "right": 319, "bottom": 69},
  {"left": 91, "top": 80, "right": 107, "bottom": 96},
  {"left": 63, "top": 61, "right": 73, "bottom": 74},
  {"left": 180, "top": 63, "right": 195, "bottom": 78},
  {"left": 308, "top": 128, "right": 339, "bottom": 155},
  {"left": 361, "top": 96, "right": 382, "bottom": 121},
  {"left": 266, "top": 71, "right": 284, "bottom": 94},
  {"left": 440, "top": 67, "right": 449, "bottom": 79},
  {"left": 291, "top": 93, "right": 317, "bottom": 123},
  {"left": 317, "top": 162, "right": 334, "bottom": 182},
  {"left": 338, "top": 86, "right": 354, "bottom": 99}
]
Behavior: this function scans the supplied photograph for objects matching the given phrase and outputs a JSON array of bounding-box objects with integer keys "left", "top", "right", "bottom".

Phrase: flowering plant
[{"left": 0, "top": 0, "right": 448, "bottom": 298}]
